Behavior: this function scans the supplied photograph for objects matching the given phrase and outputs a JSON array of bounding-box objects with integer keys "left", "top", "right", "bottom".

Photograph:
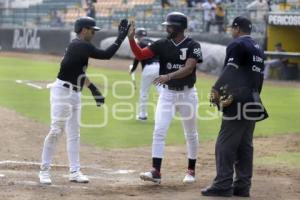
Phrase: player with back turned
[
  {"left": 129, "top": 28, "right": 160, "bottom": 121},
  {"left": 38, "top": 17, "right": 130, "bottom": 185},
  {"left": 128, "top": 12, "right": 203, "bottom": 184},
  {"left": 201, "top": 16, "right": 268, "bottom": 197}
]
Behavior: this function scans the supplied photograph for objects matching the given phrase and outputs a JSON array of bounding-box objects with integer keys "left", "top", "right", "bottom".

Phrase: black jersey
[
  {"left": 58, "top": 38, "right": 120, "bottom": 87},
  {"left": 223, "top": 35, "right": 264, "bottom": 92},
  {"left": 214, "top": 35, "right": 267, "bottom": 119},
  {"left": 149, "top": 37, "right": 203, "bottom": 87},
  {"left": 131, "top": 38, "right": 159, "bottom": 72}
]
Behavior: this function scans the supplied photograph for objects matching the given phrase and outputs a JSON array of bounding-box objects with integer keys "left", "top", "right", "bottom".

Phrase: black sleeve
[
  {"left": 89, "top": 42, "right": 121, "bottom": 60},
  {"left": 131, "top": 59, "right": 139, "bottom": 73},
  {"left": 187, "top": 41, "right": 203, "bottom": 63},
  {"left": 213, "top": 64, "right": 238, "bottom": 92},
  {"left": 213, "top": 42, "right": 246, "bottom": 91},
  {"left": 149, "top": 39, "right": 164, "bottom": 56},
  {"left": 224, "top": 41, "right": 245, "bottom": 69}
]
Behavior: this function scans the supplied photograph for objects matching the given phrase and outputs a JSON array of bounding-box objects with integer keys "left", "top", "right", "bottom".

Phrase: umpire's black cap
[
  {"left": 231, "top": 16, "right": 252, "bottom": 33},
  {"left": 74, "top": 17, "right": 101, "bottom": 33}
]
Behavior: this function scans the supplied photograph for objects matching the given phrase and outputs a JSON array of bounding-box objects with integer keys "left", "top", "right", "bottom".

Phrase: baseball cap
[{"left": 231, "top": 16, "right": 252, "bottom": 33}]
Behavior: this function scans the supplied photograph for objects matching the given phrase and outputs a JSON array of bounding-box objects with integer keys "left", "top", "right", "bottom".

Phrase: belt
[
  {"left": 163, "top": 84, "right": 194, "bottom": 91},
  {"left": 62, "top": 83, "right": 81, "bottom": 92}
]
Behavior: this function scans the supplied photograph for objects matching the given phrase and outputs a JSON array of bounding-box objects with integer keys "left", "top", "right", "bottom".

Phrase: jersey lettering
[{"left": 179, "top": 48, "right": 188, "bottom": 60}]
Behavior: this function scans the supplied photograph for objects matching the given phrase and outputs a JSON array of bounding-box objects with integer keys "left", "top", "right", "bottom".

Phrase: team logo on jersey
[
  {"left": 180, "top": 48, "right": 188, "bottom": 60},
  {"left": 228, "top": 57, "right": 234, "bottom": 62},
  {"left": 193, "top": 48, "right": 202, "bottom": 58},
  {"left": 166, "top": 62, "right": 184, "bottom": 70},
  {"left": 252, "top": 65, "right": 262, "bottom": 73},
  {"left": 166, "top": 62, "right": 173, "bottom": 70}
]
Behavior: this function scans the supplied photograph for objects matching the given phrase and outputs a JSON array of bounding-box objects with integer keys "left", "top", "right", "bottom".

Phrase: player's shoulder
[
  {"left": 227, "top": 38, "right": 245, "bottom": 51},
  {"left": 69, "top": 38, "right": 94, "bottom": 50},
  {"left": 186, "top": 37, "right": 200, "bottom": 46},
  {"left": 70, "top": 38, "right": 93, "bottom": 47}
]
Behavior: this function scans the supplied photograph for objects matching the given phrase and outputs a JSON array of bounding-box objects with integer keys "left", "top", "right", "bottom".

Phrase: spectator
[
  {"left": 202, "top": 0, "right": 216, "bottom": 32},
  {"left": 186, "top": 0, "right": 195, "bottom": 7},
  {"left": 246, "top": 0, "right": 268, "bottom": 21},
  {"left": 188, "top": 16, "right": 201, "bottom": 32},
  {"left": 215, "top": 1, "right": 225, "bottom": 33},
  {"left": 86, "top": 0, "right": 96, "bottom": 19},
  {"left": 264, "top": 42, "right": 289, "bottom": 79},
  {"left": 161, "top": 0, "right": 172, "bottom": 8},
  {"left": 50, "top": 10, "right": 64, "bottom": 27}
]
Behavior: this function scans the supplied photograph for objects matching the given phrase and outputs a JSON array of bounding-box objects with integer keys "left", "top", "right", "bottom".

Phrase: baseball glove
[
  {"left": 115, "top": 19, "right": 131, "bottom": 45},
  {"left": 210, "top": 85, "right": 233, "bottom": 108}
]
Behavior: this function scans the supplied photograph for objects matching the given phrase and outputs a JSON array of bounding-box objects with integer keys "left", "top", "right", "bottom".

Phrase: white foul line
[
  {"left": 26, "top": 83, "right": 43, "bottom": 90},
  {"left": 15, "top": 180, "right": 89, "bottom": 189},
  {"left": 0, "top": 174, "right": 5, "bottom": 177},
  {"left": 0, "top": 160, "right": 135, "bottom": 174},
  {"left": 15, "top": 80, "right": 43, "bottom": 90}
]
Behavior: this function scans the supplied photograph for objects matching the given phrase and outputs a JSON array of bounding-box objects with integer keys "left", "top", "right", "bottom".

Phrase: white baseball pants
[
  {"left": 138, "top": 62, "right": 160, "bottom": 118},
  {"left": 152, "top": 86, "right": 199, "bottom": 159},
  {"left": 40, "top": 79, "right": 81, "bottom": 172}
]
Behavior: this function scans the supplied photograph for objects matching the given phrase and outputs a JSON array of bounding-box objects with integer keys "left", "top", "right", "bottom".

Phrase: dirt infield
[{"left": 0, "top": 107, "right": 299, "bottom": 200}]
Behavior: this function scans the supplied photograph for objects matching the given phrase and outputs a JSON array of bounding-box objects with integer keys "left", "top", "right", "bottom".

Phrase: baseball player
[
  {"left": 129, "top": 28, "right": 160, "bottom": 121},
  {"left": 201, "top": 16, "right": 268, "bottom": 197},
  {"left": 128, "top": 12, "right": 203, "bottom": 184},
  {"left": 38, "top": 17, "right": 130, "bottom": 184}
]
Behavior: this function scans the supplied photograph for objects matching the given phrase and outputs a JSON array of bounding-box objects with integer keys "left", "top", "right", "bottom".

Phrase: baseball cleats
[
  {"left": 183, "top": 169, "right": 196, "bottom": 183},
  {"left": 136, "top": 115, "right": 147, "bottom": 121},
  {"left": 39, "top": 170, "right": 52, "bottom": 185},
  {"left": 69, "top": 171, "right": 89, "bottom": 183},
  {"left": 140, "top": 170, "right": 161, "bottom": 184}
]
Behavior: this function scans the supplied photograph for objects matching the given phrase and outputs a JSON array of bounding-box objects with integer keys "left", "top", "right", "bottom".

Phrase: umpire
[{"left": 201, "top": 16, "right": 268, "bottom": 197}]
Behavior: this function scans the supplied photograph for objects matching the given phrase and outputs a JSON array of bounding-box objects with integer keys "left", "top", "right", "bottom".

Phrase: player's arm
[
  {"left": 213, "top": 42, "right": 244, "bottom": 92},
  {"left": 211, "top": 42, "right": 245, "bottom": 107},
  {"left": 127, "top": 21, "right": 155, "bottom": 60},
  {"left": 90, "top": 19, "right": 130, "bottom": 59}
]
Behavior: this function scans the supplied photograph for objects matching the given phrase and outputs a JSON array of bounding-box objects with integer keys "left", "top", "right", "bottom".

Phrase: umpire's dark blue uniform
[{"left": 202, "top": 16, "right": 268, "bottom": 197}]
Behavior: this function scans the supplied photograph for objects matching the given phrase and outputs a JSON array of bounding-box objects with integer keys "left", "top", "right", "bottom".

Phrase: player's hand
[
  {"left": 153, "top": 75, "right": 170, "bottom": 85},
  {"left": 127, "top": 20, "right": 135, "bottom": 40},
  {"left": 88, "top": 83, "right": 105, "bottom": 107}
]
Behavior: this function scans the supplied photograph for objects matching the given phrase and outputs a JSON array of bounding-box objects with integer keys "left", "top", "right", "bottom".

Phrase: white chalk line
[
  {"left": 0, "top": 160, "right": 135, "bottom": 174},
  {"left": 26, "top": 82, "right": 43, "bottom": 90},
  {"left": 15, "top": 79, "right": 45, "bottom": 90},
  {"left": 0, "top": 174, "right": 5, "bottom": 177},
  {"left": 14, "top": 180, "right": 89, "bottom": 190}
]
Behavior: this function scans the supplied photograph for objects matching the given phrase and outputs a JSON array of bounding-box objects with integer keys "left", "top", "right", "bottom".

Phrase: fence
[{"left": 0, "top": 6, "right": 269, "bottom": 36}]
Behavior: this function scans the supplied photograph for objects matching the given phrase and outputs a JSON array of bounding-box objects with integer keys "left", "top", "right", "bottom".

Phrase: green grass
[
  {"left": 0, "top": 56, "right": 300, "bottom": 148},
  {"left": 255, "top": 152, "right": 300, "bottom": 167}
]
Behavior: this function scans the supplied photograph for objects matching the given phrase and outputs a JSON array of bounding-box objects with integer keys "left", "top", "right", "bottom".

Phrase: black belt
[
  {"left": 62, "top": 83, "right": 81, "bottom": 92},
  {"left": 163, "top": 84, "right": 194, "bottom": 91}
]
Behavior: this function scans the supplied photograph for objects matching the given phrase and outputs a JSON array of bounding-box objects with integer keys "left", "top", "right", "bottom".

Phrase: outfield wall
[{"left": 0, "top": 27, "right": 265, "bottom": 76}]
